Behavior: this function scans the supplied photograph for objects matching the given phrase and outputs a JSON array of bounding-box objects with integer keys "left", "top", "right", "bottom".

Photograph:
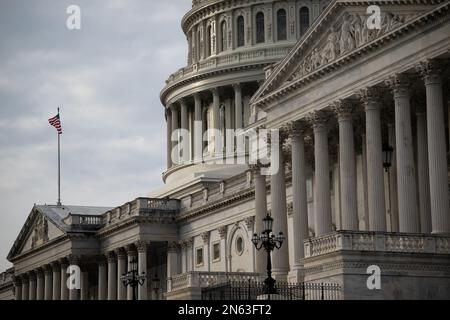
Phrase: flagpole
[{"left": 57, "top": 107, "right": 61, "bottom": 206}]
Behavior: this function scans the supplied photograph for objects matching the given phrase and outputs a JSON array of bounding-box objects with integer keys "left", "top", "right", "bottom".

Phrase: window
[
  {"left": 197, "top": 29, "right": 202, "bottom": 60},
  {"left": 256, "top": 12, "right": 265, "bottom": 44},
  {"left": 196, "top": 247, "right": 204, "bottom": 266},
  {"left": 212, "top": 242, "right": 220, "bottom": 261},
  {"left": 206, "top": 25, "right": 212, "bottom": 57},
  {"left": 236, "top": 236, "right": 244, "bottom": 255},
  {"left": 237, "top": 15, "right": 245, "bottom": 47},
  {"left": 221, "top": 21, "right": 227, "bottom": 52},
  {"left": 299, "top": 7, "right": 310, "bottom": 36},
  {"left": 277, "top": 9, "right": 287, "bottom": 41}
]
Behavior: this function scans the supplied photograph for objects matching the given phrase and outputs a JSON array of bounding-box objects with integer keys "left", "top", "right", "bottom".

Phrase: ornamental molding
[{"left": 251, "top": 1, "right": 449, "bottom": 108}]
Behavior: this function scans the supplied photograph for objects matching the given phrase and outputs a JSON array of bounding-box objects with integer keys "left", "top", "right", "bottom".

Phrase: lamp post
[
  {"left": 252, "top": 214, "right": 285, "bottom": 295},
  {"left": 382, "top": 143, "right": 394, "bottom": 218},
  {"left": 120, "top": 257, "right": 146, "bottom": 300},
  {"left": 152, "top": 273, "right": 160, "bottom": 300}
]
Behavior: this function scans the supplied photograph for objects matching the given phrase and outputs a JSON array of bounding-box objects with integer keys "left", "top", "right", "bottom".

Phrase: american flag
[{"left": 48, "top": 113, "right": 62, "bottom": 134}]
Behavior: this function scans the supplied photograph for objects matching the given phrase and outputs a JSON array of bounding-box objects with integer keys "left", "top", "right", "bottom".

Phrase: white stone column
[
  {"left": 360, "top": 88, "right": 387, "bottom": 231},
  {"left": 218, "top": 226, "right": 228, "bottom": 272},
  {"left": 334, "top": 101, "right": 358, "bottom": 230},
  {"left": 251, "top": 165, "right": 267, "bottom": 274},
  {"left": 29, "top": 272, "right": 37, "bottom": 300},
  {"left": 36, "top": 269, "right": 44, "bottom": 300},
  {"left": 166, "top": 242, "right": 179, "bottom": 279},
  {"left": 14, "top": 278, "right": 22, "bottom": 301},
  {"left": 68, "top": 256, "right": 80, "bottom": 300},
  {"left": 212, "top": 88, "right": 220, "bottom": 156},
  {"left": 417, "top": 60, "right": 450, "bottom": 234},
  {"left": 233, "top": 84, "right": 243, "bottom": 130},
  {"left": 137, "top": 241, "right": 148, "bottom": 300},
  {"left": 60, "top": 259, "right": 69, "bottom": 300},
  {"left": 116, "top": 248, "right": 127, "bottom": 300},
  {"left": 170, "top": 104, "right": 179, "bottom": 166},
  {"left": 193, "top": 93, "right": 203, "bottom": 162},
  {"left": 127, "top": 246, "right": 137, "bottom": 300},
  {"left": 98, "top": 258, "right": 107, "bottom": 300},
  {"left": 21, "top": 276, "right": 29, "bottom": 300},
  {"left": 107, "top": 252, "right": 117, "bottom": 300},
  {"left": 270, "top": 131, "right": 289, "bottom": 280},
  {"left": 80, "top": 271, "right": 89, "bottom": 300},
  {"left": 310, "top": 111, "right": 332, "bottom": 236},
  {"left": 387, "top": 123, "right": 399, "bottom": 232},
  {"left": 386, "top": 74, "right": 420, "bottom": 233},
  {"left": 52, "top": 262, "right": 61, "bottom": 300},
  {"left": 416, "top": 110, "right": 432, "bottom": 233},
  {"left": 288, "top": 121, "right": 309, "bottom": 276},
  {"left": 166, "top": 108, "right": 172, "bottom": 169},
  {"left": 180, "top": 99, "right": 190, "bottom": 163},
  {"left": 44, "top": 265, "right": 53, "bottom": 300}
]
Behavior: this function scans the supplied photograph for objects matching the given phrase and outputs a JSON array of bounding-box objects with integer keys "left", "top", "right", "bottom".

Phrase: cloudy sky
[{"left": 0, "top": 0, "right": 191, "bottom": 271}]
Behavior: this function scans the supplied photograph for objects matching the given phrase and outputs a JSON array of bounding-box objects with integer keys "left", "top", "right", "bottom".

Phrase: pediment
[
  {"left": 251, "top": 0, "right": 448, "bottom": 107},
  {"left": 8, "top": 207, "right": 65, "bottom": 260}
]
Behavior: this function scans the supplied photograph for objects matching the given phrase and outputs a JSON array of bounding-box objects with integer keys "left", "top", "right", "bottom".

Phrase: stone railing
[
  {"left": 164, "top": 45, "right": 292, "bottom": 88},
  {"left": 304, "top": 230, "right": 450, "bottom": 258},
  {"left": 167, "top": 271, "right": 263, "bottom": 292}
]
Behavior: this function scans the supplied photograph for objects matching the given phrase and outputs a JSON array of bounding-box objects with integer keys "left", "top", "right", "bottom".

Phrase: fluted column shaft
[
  {"left": 44, "top": 266, "right": 52, "bottom": 300},
  {"left": 361, "top": 88, "right": 386, "bottom": 231},
  {"left": 14, "top": 279, "right": 22, "bottom": 300},
  {"left": 170, "top": 104, "right": 179, "bottom": 166},
  {"left": 234, "top": 84, "right": 243, "bottom": 130},
  {"left": 98, "top": 260, "right": 107, "bottom": 300},
  {"left": 416, "top": 112, "right": 432, "bottom": 233},
  {"left": 29, "top": 274, "right": 37, "bottom": 300},
  {"left": 107, "top": 252, "right": 117, "bottom": 300},
  {"left": 252, "top": 166, "right": 267, "bottom": 274},
  {"left": 290, "top": 125, "right": 309, "bottom": 262},
  {"left": 193, "top": 93, "right": 203, "bottom": 162},
  {"left": 116, "top": 249, "right": 127, "bottom": 300},
  {"left": 60, "top": 262, "right": 69, "bottom": 300},
  {"left": 137, "top": 242, "right": 148, "bottom": 300},
  {"left": 127, "top": 249, "right": 137, "bottom": 300},
  {"left": 335, "top": 104, "right": 358, "bottom": 230},
  {"left": 36, "top": 271, "right": 44, "bottom": 300},
  {"left": 180, "top": 99, "right": 190, "bottom": 163},
  {"left": 312, "top": 117, "right": 332, "bottom": 236},
  {"left": 270, "top": 138, "right": 289, "bottom": 280},
  {"left": 52, "top": 263, "right": 61, "bottom": 300},
  {"left": 166, "top": 109, "right": 172, "bottom": 169},
  {"left": 21, "top": 277, "right": 29, "bottom": 300},
  {"left": 418, "top": 61, "right": 450, "bottom": 234},
  {"left": 388, "top": 75, "right": 420, "bottom": 233}
]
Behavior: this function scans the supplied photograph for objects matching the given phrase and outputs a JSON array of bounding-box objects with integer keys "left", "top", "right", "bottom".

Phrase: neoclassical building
[{"left": 1, "top": 0, "right": 450, "bottom": 300}]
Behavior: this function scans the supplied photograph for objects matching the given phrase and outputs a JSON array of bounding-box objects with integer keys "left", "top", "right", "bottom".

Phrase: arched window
[
  {"left": 277, "top": 9, "right": 287, "bottom": 41},
  {"left": 256, "top": 12, "right": 265, "bottom": 44},
  {"left": 299, "top": 7, "right": 310, "bottom": 36},
  {"left": 237, "top": 16, "right": 245, "bottom": 47},
  {"left": 221, "top": 21, "right": 227, "bottom": 52}
]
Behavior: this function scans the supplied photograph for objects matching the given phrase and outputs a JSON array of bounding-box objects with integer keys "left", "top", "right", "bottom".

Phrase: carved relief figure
[
  {"left": 31, "top": 215, "right": 48, "bottom": 248},
  {"left": 339, "top": 12, "right": 355, "bottom": 54},
  {"left": 320, "top": 27, "right": 338, "bottom": 65}
]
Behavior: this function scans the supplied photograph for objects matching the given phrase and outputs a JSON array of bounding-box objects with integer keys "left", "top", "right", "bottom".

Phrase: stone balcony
[{"left": 304, "top": 230, "right": 450, "bottom": 258}]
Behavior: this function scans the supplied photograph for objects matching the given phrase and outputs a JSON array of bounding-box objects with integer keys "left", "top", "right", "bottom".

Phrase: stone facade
[{"left": 1, "top": 0, "right": 450, "bottom": 300}]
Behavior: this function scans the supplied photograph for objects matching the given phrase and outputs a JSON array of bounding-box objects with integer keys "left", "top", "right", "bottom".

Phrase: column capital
[
  {"left": 283, "top": 120, "right": 308, "bottom": 138},
  {"left": 307, "top": 110, "right": 330, "bottom": 131},
  {"left": 217, "top": 226, "right": 227, "bottom": 239},
  {"left": 169, "top": 103, "right": 178, "bottom": 112},
  {"left": 193, "top": 92, "right": 202, "bottom": 101},
  {"left": 244, "top": 216, "right": 255, "bottom": 230},
  {"left": 416, "top": 59, "right": 443, "bottom": 85},
  {"left": 106, "top": 251, "right": 116, "bottom": 263},
  {"left": 211, "top": 87, "right": 220, "bottom": 97},
  {"left": 43, "top": 264, "right": 52, "bottom": 276},
  {"left": 385, "top": 73, "right": 411, "bottom": 97},
  {"left": 114, "top": 247, "right": 127, "bottom": 260},
  {"left": 201, "top": 231, "right": 210, "bottom": 244},
  {"left": 135, "top": 240, "right": 149, "bottom": 253},
  {"left": 97, "top": 255, "right": 107, "bottom": 266},
  {"left": 167, "top": 241, "right": 179, "bottom": 253},
  {"left": 179, "top": 98, "right": 188, "bottom": 108},
  {"left": 51, "top": 261, "right": 60, "bottom": 272},
  {"left": 332, "top": 99, "right": 353, "bottom": 121},
  {"left": 359, "top": 87, "right": 382, "bottom": 110},
  {"left": 232, "top": 83, "right": 241, "bottom": 91},
  {"left": 125, "top": 244, "right": 137, "bottom": 256},
  {"left": 27, "top": 271, "right": 37, "bottom": 281},
  {"left": 58, "top": 257, "right": 69, "bottom": 268}
]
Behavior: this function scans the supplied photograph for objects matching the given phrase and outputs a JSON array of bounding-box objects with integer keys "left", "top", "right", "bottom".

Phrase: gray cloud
[{"left": 0, "top": 0, "right": 191, "bottom": 270}]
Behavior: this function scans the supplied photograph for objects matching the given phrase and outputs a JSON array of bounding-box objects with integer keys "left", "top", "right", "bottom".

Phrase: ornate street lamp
[
  {"left": 382, "top": 143, "right": 394, "bottom": 173},
  {"left": 120, "top": 257, "right": 146, "bottom": 300},
  {"left": 152, "top": 273, "right": 160, "bottom": 300},
  {"left": 252, "top": 214, "right": 285, "bottom": 295}
]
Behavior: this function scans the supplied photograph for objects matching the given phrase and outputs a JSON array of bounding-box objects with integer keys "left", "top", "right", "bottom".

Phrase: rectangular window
[
  {"left": 196, "top": 247, "right": 204, "bottom": 266},
  {"left": 212, "top": 242, "right": 220, "bottom": 262}
]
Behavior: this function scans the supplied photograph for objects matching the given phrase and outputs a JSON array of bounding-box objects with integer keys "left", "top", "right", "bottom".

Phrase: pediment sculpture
[
  {"left": 31, "top": 214, "right": 49, "bottom": 249},
  {"left": 288, "top": 10, "right": 419, "bottom": 82}
]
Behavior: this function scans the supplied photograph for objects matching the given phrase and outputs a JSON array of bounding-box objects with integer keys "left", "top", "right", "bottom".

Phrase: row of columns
[
  {"left": 252, "top": 59, "right": 450, "bottom": 279},
  {"left": 166, "top": 84, "right": 246, "bottom": 169},
  {"left": 14, "top": 241, "right": 152, "bottom": 300}
]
